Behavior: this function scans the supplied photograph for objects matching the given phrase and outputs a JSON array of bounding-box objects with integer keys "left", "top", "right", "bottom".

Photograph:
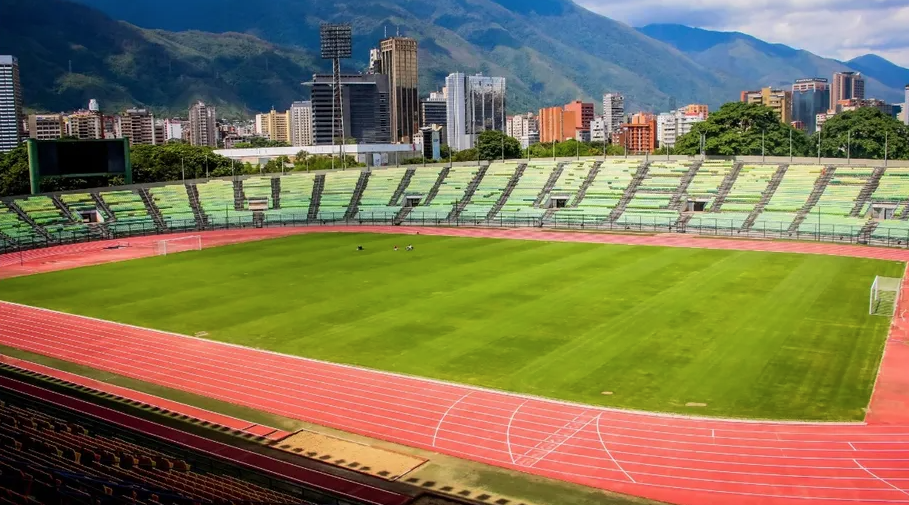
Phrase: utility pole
[
  {"left": 761, "top": 129, "right": 765, "bottom": 163},
  {"left": 847, "top": 129, "right": 851, "bottom": 164},
  {"left": 181, "top": 157, "right": 185, "bottom": 183},
  {"left": 789, "top": 128, "right": 792, "bottom": 162}
]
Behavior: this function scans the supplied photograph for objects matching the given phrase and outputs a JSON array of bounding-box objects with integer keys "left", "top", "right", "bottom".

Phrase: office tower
[
  {"left": 27, "top": 114, "right": 65, "bottom": 140},
  {"left": 118, "top": 108, "right": 157, "bottom": 145},
  {"left": 741, "top": 87, "right": 792, "bottom": 124},
  {"left": 538, "top": 107, "right": 577, "bottom": 144},
  {"left": 88, "top": 99, "right": 100, "bottom": 113},
  {"left": 255, "top": 108, "right": 290, "bottom": 144},
  {"left": 602, "top": 93, "right": 625, "bottom": 140},
  {"left": 0, "top": 55, "right": 23, "bottom": 152},
  {"left": 445, "top": 73, "right": 506, "bottom": 151},
  {"left": 590, "top": 116, "right": 607, "bottom": 143},
  {"left": 791, "top": 78, "right": 830, "bottom": 134},
  {"left": 831, "top": 72, "right": 865, "bottom": 109},
  {"left": 66, "top": 111, "right": 102, "bottom": 140},
  {"left": 308, "top": 73, "right": 391, "bottom": 145},
  {"left": 421, "top": 95, "right": 447, "bottom": 130},
  {"left": 289, "top": 101, "right": 313, "bottom": 147},
  {"left": 188, "top": 101, "right": 218, "bottom": 147},
  {"left": 378, "top": 37, "right": 419, "bottom": 143},
  {"left": 656, "top": 106, "right": 707, "bottom": 148},
  {"left": 563, "top": 101, "right": 594, "bottom": 132}
]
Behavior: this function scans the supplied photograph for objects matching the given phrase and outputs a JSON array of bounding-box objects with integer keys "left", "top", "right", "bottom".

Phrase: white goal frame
[
  {"left": 154, "top": 235, "right": 202, "bottom": 256},
  {"left": 870, "top": 276, "right": 901, "bottom": 316}
]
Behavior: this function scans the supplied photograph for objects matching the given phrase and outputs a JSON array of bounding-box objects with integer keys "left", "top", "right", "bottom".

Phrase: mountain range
[{"left": 2, "top": 0, "right": 907, "bottom": 117}]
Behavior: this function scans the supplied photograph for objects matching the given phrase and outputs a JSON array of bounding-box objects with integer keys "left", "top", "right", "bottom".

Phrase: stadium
[{"left": 3, "top": 155, "right": 909, "bottom": 505}]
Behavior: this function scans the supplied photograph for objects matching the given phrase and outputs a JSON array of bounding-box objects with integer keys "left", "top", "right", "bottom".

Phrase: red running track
[{"left": 4, "top": 227, "right": 909, "bottom": 504}]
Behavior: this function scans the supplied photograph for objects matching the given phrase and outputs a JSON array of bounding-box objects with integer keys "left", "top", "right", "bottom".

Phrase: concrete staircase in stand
[
  {"left": 271, "top": 177, "right": 281, "bottom": 209},
  {"left": 710, "top": 161, "right": 744, "bottom": 213},
  {"left": 788, "top": 167, "right": 836, "bottom": 233},
  {"left": 608, "top": 161, "right": 650, "bottom": 223},
  {"left": 345, "top": 171, "right": 371, "bottom": 219},
  {"left": 233, "top": 179, "right": 245, "bottom": 211},
  {"left": 533, "top": 162, "right": 565, "bottom": 208},
  {"left": 850, "top": 166, "right": 885, "bottom": 217},
  {"left": 139, "top": 188, "right": 167, "bottom": 231},
  {"left": 389, "top": 168, "right": 416, "bottom": 206},
  {"left": 421, "top": 166, "right": 450, "bottom": 206},
  {"left": 741, "top": 164, "right": 789, "bottom": 231},
  {"left": 487, "top": 163, "right": 527, "bottom": 220},
  {"left": 448, "top": 165, "right": 489, "bottom": 221},
  {"left": 307, "top": 175, "right": 325, "bottom": 220},
  {"left": 668, "top": 161, "right": 703, "bottom": 210},
  {"left": 5, "top": 201, "right": 52, "bottom": 240},
  {"left": 184, "top": 184, "right": 207, "bottom": 228}
]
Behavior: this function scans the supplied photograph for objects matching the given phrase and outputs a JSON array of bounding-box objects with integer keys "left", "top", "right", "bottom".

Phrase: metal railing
[{"left": 3, "top": 212, "right": 909, "bottom": 255}]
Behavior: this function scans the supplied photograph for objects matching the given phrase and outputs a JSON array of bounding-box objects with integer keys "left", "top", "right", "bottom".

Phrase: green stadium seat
[{"left": 149, "top": 185, "right": 197, "bottom": 230}]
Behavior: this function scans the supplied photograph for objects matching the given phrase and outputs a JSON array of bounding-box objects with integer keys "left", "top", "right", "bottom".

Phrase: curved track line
[
  {"left": 432, "top": 392, "right": 471, "bottom": 447},
  {"left": 596, "top": 413, "right": 636, "bottom": 483}
]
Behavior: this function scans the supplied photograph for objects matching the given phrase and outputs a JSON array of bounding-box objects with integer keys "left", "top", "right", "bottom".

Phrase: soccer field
[{"left": 0, "top": 233, "right": 902, "bottom": 420}]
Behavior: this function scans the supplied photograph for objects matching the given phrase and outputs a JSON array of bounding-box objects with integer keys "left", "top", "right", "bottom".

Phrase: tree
[
  {"left": 476, "top": 130, "right": 521, "bottom": 161},
  {"left": 130, "top": 143, "right": 233, "bottom": 182},
  {"left": 816, "top": 108, "right": 909, "bottom": 160},
  {"left": 526, "top": 140, "right": 605, "bottom": 159},
  {"left": 674, "top": 102, "right": 812, "bottom": 157},
  {"left": 233, "top": 137, "right": 290, "bottom": 149},
  {"left": 0, "top": 145, "right": 29, "bottom": 197}
]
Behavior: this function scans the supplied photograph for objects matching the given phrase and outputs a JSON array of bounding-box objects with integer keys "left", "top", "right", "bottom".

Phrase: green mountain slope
[
  {"left": 65, "top": 0, "right": 735, "bottom": 112},
  {"left": 638, "top": 24, "right": 905, "bottom": 104},
  {"left": 0, "top": 0, "right": 320, "bottom": 115}
]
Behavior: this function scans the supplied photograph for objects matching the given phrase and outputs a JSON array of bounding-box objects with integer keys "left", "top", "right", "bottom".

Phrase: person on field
[
  {"left": 394, "top": 245, "right": 398, "bottom": 251},
  {"left": 357, "top": 245, "right": 363, "bottom": 251},
  {"left": 406, "top": 244, "right": 413, "bottom": 251}
]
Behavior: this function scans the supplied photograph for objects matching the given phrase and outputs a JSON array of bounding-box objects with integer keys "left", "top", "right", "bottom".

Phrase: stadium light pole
[
  {"left": 181, "top": 157, "right": 185, "bottom": 183},
  {"left": 885, "top": 131, "right": 889, "bottom": 167},
  {"left": 789, "top": 128, "right": 792, "bottom": 162},
  {"left": 761, "top": 129, "right": 765, "bottom": 163},
  {"left": 205, "top": 155, "right": 209, "bottom": 179},
  {"left": 847, "top": 129, "right": 852, "bottom": 164}
]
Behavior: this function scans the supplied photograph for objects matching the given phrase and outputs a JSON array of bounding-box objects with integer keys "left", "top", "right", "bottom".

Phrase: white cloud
[{"left": 577, "top": 0, "right": 909, "bottom": 66}]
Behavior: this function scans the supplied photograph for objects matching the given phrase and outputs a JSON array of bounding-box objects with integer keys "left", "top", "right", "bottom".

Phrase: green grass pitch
[{"left": 0, "top": 233, "right": 902, "bottom": 420}]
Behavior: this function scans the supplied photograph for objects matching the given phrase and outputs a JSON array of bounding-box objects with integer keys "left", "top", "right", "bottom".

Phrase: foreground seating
[{"left": 99, "top": 190, "right": 157, "bottom": 235}]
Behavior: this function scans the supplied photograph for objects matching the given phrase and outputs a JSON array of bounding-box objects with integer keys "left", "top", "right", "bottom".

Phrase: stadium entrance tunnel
[
  {"left": 688, "top": 201, "right": 707, "bottom": 212},
  {"left": 405, "top": 196, "right": 421, "bottom": 208},
  {"left": 550, "top": 196, "right": 568, "bottom": 208}
]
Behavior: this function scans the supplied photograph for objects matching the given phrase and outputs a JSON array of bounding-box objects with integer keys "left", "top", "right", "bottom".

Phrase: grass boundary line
[{"left": 0, "top": 300, "right": 869, "bottom": 426}]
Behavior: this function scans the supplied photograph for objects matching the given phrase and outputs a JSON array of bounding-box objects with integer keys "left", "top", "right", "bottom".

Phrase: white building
[
  {"left": 88, "top": 98, "right": 100, "bottom": 113},
  {"left": 188, "top": 101, "right": 218, "bottom": 147},
  {"left": 0, "top": 55, "right": 23, "bottom": 152},
  {"left": 445, "top": 73, "right": 506, "bottom": 151},
  {"left": 590, "top": 116, "right": 607, "bottom": 143},
  {"left": 289, "top": 101, "right": 313, "bottom": 147},
  {"left": 656, "top": 107, "right": 707, "bottom": 148},
  {"left": 602, "top": 93, "right": 625, "bottom": 140},
  {"left": 163, "top": 118, "right": 184, "bottom": 141},
  {"left": 520, "top": 131, "right": 539, "bottom": 149},
  {"left": 506, "top": 113, "right": 536, "bottom": 140}
]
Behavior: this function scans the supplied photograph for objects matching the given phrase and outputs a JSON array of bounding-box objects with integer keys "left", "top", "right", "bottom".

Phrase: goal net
[
  {"left": 154, "top": 235, "right": 202, "bottom": 256},
  {"left": 870, "top": 276, "right": 901, "bottom": 316}
]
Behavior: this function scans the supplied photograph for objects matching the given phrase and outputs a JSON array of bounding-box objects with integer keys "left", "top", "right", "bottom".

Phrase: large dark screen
[{"left": 35, "top": 140, "right": 126, "bottom": 176}]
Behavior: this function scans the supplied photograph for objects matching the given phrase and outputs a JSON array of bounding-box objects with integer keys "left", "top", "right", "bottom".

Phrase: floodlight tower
[{"left": 320, "top": 23, "right": 352, "bottom": 167}]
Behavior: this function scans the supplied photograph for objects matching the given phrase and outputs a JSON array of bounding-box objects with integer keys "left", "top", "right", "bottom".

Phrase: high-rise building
[
  {"left": 831, "top": 98, "right": 893, "bottom": 116},
  {"left": 538, "top": 107, "right": 577, "bottom": 144},
  {"left": 741, "top": 87, "right": 792, "bottom": 124},
  {"left": 289, "top": 101, "right": 313, "bottom": 147},
  {"left": 118, "top": 108, "right": 157, "bottom": 145},
  {"left": 308, "top": 73, "right": 391, "bottom": 145},
  {"left": 27, "top": 114, "right": 64, "bottom": 140},
  {"left": 0, "top": 55, "right": 23, "bottom": 152},
  {"left": 378, "top": 37, "right": 419, "bottom": 143},
  {"left": 602, "top": 93, "right": 625, "bottom": 141},
  {"left": 188, "top": 101, "right": 218, "bottom": 147},
  {"left": 255, "top": 108, "right": 290, "bottom": 144},
  {"left": 563, "top": 101, "right": 594, "bottom": 132},
  {"left": 445, "top": 73, "right": 506, "bottom": 151},
  {"left": 590, "top": 116, "right": 608, "bottom": 143},
  {"left": 66, "top": 111, "right": 102, "bottom": 140},
  {"left": 831, "top": 72, "right": 865, "bottom": 109},
  {"left": 684, "top": 104, "right": 709, "bottom": 117},
  {"left": 620, "top": 113, "right": 657, "bottom": 153},
  {"left": 88, "top": 99, "right": 100, "bottom": 113},
  {"left": 506, "top": 113, "right": 536, "bottom": 140},
  {"left": 791, "top": 78, "right": 829, "bottom": 134},
  {"left": 904, "top": 85, "right": 909, "bottom": 126},
  {"left": 421, "top": 94, "right": 447, "bottom": 130}
]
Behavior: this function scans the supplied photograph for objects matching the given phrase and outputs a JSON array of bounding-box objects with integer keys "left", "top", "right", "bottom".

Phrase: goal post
[
  {"left": 870, "top": 276, "right": 901, "bottom": 316},
  {"left": 155, "top": 235, "right": 202, "bottom": 256}
]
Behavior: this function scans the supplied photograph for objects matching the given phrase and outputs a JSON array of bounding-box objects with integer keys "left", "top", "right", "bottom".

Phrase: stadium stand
[
  {"left": 543, "top": 161, "right": 595, "bottom": 207},
  {"left": 459, "top": 163, "right": 519, "bottom": 219},
  {"left": 355, "top": 167, "right": 408, "bottom": 220},
  {"left": 59, "top": 193, "right": 108, "bottom": 221},
  {"left": 317, "top": 171, "right": 362, "bottom": 220},
  {"left": 0, "top": 205, "right": 43, "bottom": 244},
  {"left": 99, "top": 191, "right": 157, "bottom": 235},
  {"left": 406, "top": 166, "right": 479, "bottom": 221},
  {"left": 797, "top": 166, "right": 873, "bottom": 237},
  {"left": 685, "top": 160, "right": 734, "bottom": 211},
  {"left": 553, "top": 160, "right": 642, "bottom": 224},
  {"left": 870, "top": 167, "right": 909, "bottom": 217},
  {"left": 148, "top": 185, "right": 197, "bottom": 231},
  {"left": 698, "top": 164, "right": 780, "bottom": 231},
  {"left": 196, "top": 180, "right": 253, "bottom": 226},
  {"left": 12, "top": 196, "right": 88, "bottom": 241},
  {"left": 400, "top": 166, "right": 445, "bottom": 204},
  {"left": 242, "top": 177, "right": 274, "bottom": 209},
  {"left": 618, "top": 161, "right": 691, "bottom": 227},
  {"left": 749, "top": 165, "right": 824, "bottom": 232},
  {"left": 493, "top": 161, "right": 558, "bottom": 221},
  {"left": 265, "top": 174, "right": 316, "bottom": 223}
]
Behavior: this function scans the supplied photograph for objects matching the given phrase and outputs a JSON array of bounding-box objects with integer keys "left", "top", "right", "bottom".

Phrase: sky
[{"left": 577, "top": 0, "right": 909, "bottom": 66}]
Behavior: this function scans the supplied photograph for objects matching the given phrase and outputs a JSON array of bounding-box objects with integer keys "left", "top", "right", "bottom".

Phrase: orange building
[
  {"left": 620, "top": 113, "right": 657, "bottom": 153},
  {"left": 563, "top": 100, "right": 594, "bottom": 131},
  {"left": 538, "top": 106, "right": 577, "bottom": 144},
  {"left": 684, "top": 104, "right": 709, "bottom": 117}
]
